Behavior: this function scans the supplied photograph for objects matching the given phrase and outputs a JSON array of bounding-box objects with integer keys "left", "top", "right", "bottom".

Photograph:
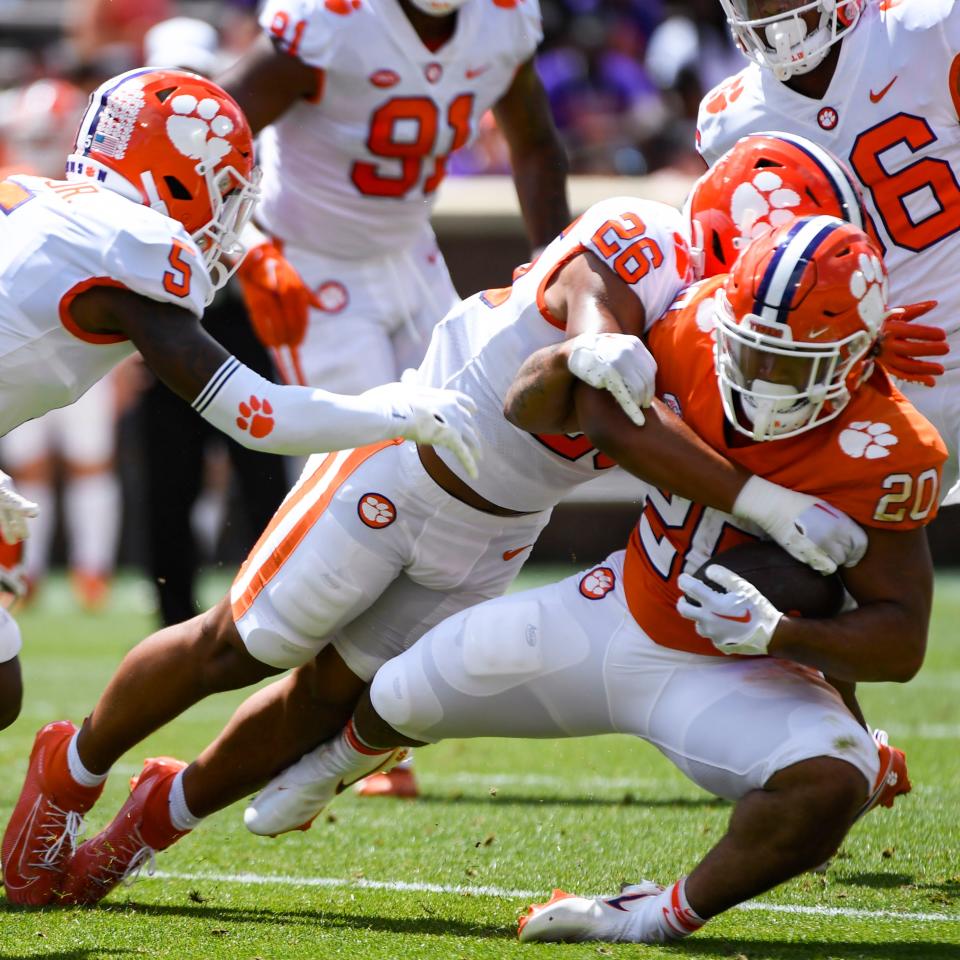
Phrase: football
[{"left": 693, "top": 540, "right": 846, "bottom": 620}]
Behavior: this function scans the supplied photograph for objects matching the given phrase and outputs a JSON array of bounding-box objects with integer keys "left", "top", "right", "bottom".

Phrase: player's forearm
[
  {"left": 504, "top": 342, "right": 578, "bottom": 433},
  {"left": 577, "top": 386, "right": 749, "bottom": 512},
  {"left": 192, "top": 358, "right": 405, "bottom": 455},
  {"left": 511, "top": 146, "right": 571, "bottom": 252},
  {"left": 770, "top": 604, "right": 927, "bottom": 683}
]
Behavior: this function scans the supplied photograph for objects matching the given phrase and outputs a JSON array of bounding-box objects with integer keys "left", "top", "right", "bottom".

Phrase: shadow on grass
[
  {"left": 668, "top": 938, "right": 960, "bottom": 959},
  {"left": 48, "top": 899, "right": 507, "bottom": 940},
  {"left": 837, "top": 871, "right": 960, "bottom": 899},
  {"left": 414, "top": 792, "right": 728, "bottom": 810},
  {"left": 0, "top": 952, "right": 132, "bottom": 960}
]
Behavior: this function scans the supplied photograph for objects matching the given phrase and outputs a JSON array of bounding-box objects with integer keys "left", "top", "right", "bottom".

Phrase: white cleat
[
  {"left": 244, "top": 745, "right": 407, "bottom": 837},
  {"left": 518, "top": 882, "right": 663, "bottom": 943}
]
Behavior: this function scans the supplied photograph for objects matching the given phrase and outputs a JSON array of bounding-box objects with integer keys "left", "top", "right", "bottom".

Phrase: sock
[
  {"left": 64, "top": 472, "right": 120, "bottom": 575},
  {"left": 66, "top": 731, "right": 109, "bottom": 788},
  {"left": 167, "top": 770, "right": 204, "bottom": 832},
  {"left": 655, "top": 877, "right": 706, "bottom": 941},
  {"left": 614, "top": 877, "right": 705, "bottom": 943},
  {"left": 307, "top": 717, "right": 394, "bottom": 784}
]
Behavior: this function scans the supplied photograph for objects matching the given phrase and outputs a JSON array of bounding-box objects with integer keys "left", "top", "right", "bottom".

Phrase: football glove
[
  {"left": 237, "top": 241, "right": 319, "bottom": 384},
  {"left": 677, "top": 564, "right": 784, "bottom": 655},
  {"left": 566, "top": 332, "right": 657, "bottom": 427},
  {"left": 0, "top": 472, "right": 37, "bottom": 546},
  {"left": 367, "top": 382, "right": 482, "bottom": 480},
  {"left": 732, "top": 476, "right": 867, "bottom": 575},
  {"left": 875, "top": 300, "right": 947, "bottom": 388}
]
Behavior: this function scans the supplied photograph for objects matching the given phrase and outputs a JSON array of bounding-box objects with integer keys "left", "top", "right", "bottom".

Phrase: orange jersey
[{"left": 624, "top": 276, "right": 948, "bottom": 656}]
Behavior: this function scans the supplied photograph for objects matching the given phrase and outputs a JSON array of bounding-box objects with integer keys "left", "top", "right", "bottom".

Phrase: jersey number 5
[
  {"left": 163, "top": 240, "right": 193, "bottom": 299},
  {"left": 352, "top": 95, "right": 474, "bottom": 199}
]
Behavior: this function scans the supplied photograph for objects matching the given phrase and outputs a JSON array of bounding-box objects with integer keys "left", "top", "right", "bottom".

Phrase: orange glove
[
  {"left": 876, "top": 300, "right": 948, "bottom": 387},
  {"left": 237, "top": 242, "right": 320, "bottom": 384}
]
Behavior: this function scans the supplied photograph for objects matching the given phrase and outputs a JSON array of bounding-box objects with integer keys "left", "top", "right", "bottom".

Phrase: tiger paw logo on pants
[
  {"left": 839, "top": 421, "right": 898, "bottom": 459},
  {"left": 579, "top": 567, "right": 615, "bottom": 600},
  {"left": 358, "top": 493, "right": 396, "bottom": 528}
]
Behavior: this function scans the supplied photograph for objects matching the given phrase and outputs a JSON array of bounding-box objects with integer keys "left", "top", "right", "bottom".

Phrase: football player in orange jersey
[
  {"left": 4, "top": 135, "right": 886, "bottom": 907},
  {"left": 246, "top": 217, "right": 943, "bottom": 945},
  {"left": 697, "top": 0, "right": 960, "bottom": 503}
]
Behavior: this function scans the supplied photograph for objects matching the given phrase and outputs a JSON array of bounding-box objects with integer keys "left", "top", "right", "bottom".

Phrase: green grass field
[{"left": 1, "top": 568, "right": 959, "bottom": 960}]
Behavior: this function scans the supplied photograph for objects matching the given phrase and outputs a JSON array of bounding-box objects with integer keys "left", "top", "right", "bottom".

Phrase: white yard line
[{"left": 152, "top": 869, "right": 959, "bottom": 924}]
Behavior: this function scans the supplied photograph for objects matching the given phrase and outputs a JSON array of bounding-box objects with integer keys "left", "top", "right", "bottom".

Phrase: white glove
[
  {"left": 566, "top": 332, "right": 657, "bottom": 427},
  {"left": 732, "top": 476, "right": 867, "bottom": 575},
  {"left": 0, "top": 471, "right": 38, "bottom": 544},
  {"left": 367, "top": 382, "right": 481, "bottom": 480},
  {"left": 676, "top": 565, "right": 784, "bottom": 656}
]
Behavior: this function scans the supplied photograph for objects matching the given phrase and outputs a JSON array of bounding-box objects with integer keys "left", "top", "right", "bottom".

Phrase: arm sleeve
[{"left": 192, "top": 357, "right": 406, "bottom": 455}]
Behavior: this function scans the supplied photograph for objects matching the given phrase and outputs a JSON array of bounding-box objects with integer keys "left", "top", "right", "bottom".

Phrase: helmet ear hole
[
  {"left": 154, "top": 87, "right": 176, "bottom": 103},
  {"left": 164, "top": 176, "right": 193, "bottom": 201}
]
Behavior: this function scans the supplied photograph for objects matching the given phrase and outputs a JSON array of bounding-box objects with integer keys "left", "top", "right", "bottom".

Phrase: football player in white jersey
[
  {"left": 218, "top": 0, "right": 570, "bottom": 391},
  {"left": 697, "top": 0, "right": 960, "bottom": 503},
  {"left": 0, "top": 67, "right": 483, "bottom": 740},
  {"left": 5, "top": 138, "right": 877, "bottom": 907}
]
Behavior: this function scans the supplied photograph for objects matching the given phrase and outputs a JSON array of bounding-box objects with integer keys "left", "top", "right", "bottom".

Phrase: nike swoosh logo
[
  {"left": 465, "top": 65, "right": 490, "bottom": 79},
  {"left": 718, "top": 610, "right": 752, "bottom": 623},
  {"left": 869, "top": 76, "right": 898, "bottom": 103},
  {"left": 502, "top": 545, "right": 533, "bottom": 562}
]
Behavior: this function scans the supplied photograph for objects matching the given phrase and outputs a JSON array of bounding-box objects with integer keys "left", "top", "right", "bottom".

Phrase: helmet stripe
[
  {"left": 753, "top": 216, "right": 845, "bottom": 325},
  {"left": 755, "top": 130, "right": 864, "bottom": 229},
  {"left": 76, "top": 68, "right": 155, "bottom": 157}
]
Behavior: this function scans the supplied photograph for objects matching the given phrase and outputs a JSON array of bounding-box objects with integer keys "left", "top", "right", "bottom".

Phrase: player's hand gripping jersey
[
  {"left": 416, "top": 197, "right": 693, "bottom": 513},
  {"left": 0, "top": 174, "right": 210, "bottom": 435},
  {"left": 624, "top": 276, "right": 947, "bottom": 656},
  {"left": 697, "top": 0, "right": 960, "bottom": 364},
  {"left": 257, "top": 0, "right": 542, "bottom": 258}
]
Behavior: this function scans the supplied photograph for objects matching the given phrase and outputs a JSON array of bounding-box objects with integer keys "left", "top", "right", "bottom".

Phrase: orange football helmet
[
  {"left": 720, "top": 0, "right": 864, "bottom": 80},
  {"left": 686, "top": 132, "right": 865, "bottom": 279},
  {"left": 66, "top": 68, "right": 260, "bottom": 295},
  {"left": 716, "top": 215, "right": 887, "bottom": 441}
]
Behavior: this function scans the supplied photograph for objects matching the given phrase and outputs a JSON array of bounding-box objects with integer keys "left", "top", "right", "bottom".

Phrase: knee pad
[
  {"left": 239, "top": 621, "right": 319, "bottom": 671},
  {"left": 0, "top": 608, "right": 22, "bottom": 663},
  {"left": 371, "top": 653, "right": 444, "bottom": 742}
]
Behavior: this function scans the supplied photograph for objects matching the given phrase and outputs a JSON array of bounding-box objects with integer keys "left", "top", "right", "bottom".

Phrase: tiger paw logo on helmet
[
  {"left": 850, "top": 252, "right": 888, "bottom": 333},
  {"left": 166, "top": 95, "right": 235, "bottom": 166},
  {"left": 730, "top": 171, "right": 803, "bottom": 252},
  {"left": 839, "top": 421, "right": 898, "bottom": 460}
]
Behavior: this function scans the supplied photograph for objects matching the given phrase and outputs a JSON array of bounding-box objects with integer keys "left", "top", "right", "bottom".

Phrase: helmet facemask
[
  {"left": 714, "top": 289, "right": 873, "bottom": 441},
  {"left": 719, "top": 0, "right": 862, "bottom": 81},
  {"left": 192, "top": 161, "right": 261, "bottom": 296}
]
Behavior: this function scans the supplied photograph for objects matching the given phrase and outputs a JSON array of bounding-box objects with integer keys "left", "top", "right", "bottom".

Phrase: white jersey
[
  {"left": 416, "top": 197, "right": 692, "bottom": 512},
  {"left": 257, "top": 0, "right": 541, "bottom": 258},
  {"left": 0, "top": 174, "right": 210, "bottom": 435},
  {"left": 696, "top": 0, "right": 960, "bottom": 365}
]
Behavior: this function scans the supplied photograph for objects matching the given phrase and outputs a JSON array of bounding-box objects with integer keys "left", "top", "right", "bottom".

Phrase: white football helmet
[{"left": 719, "top": 0, "right": 864, "bottom": 80}]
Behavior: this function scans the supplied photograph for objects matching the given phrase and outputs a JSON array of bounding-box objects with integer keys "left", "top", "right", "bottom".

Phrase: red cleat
[
  {"left": 855, "top": 729, "right": 911, "bottom": 822},
  {"left": 353, "top": 763, "right": 419, "bottom": 799},
  {"left": 2, "top": 721, "right": 105, "bottom": 905},
  {"left": 59, "top": 756, "right": 188, "bottom": 906}
]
